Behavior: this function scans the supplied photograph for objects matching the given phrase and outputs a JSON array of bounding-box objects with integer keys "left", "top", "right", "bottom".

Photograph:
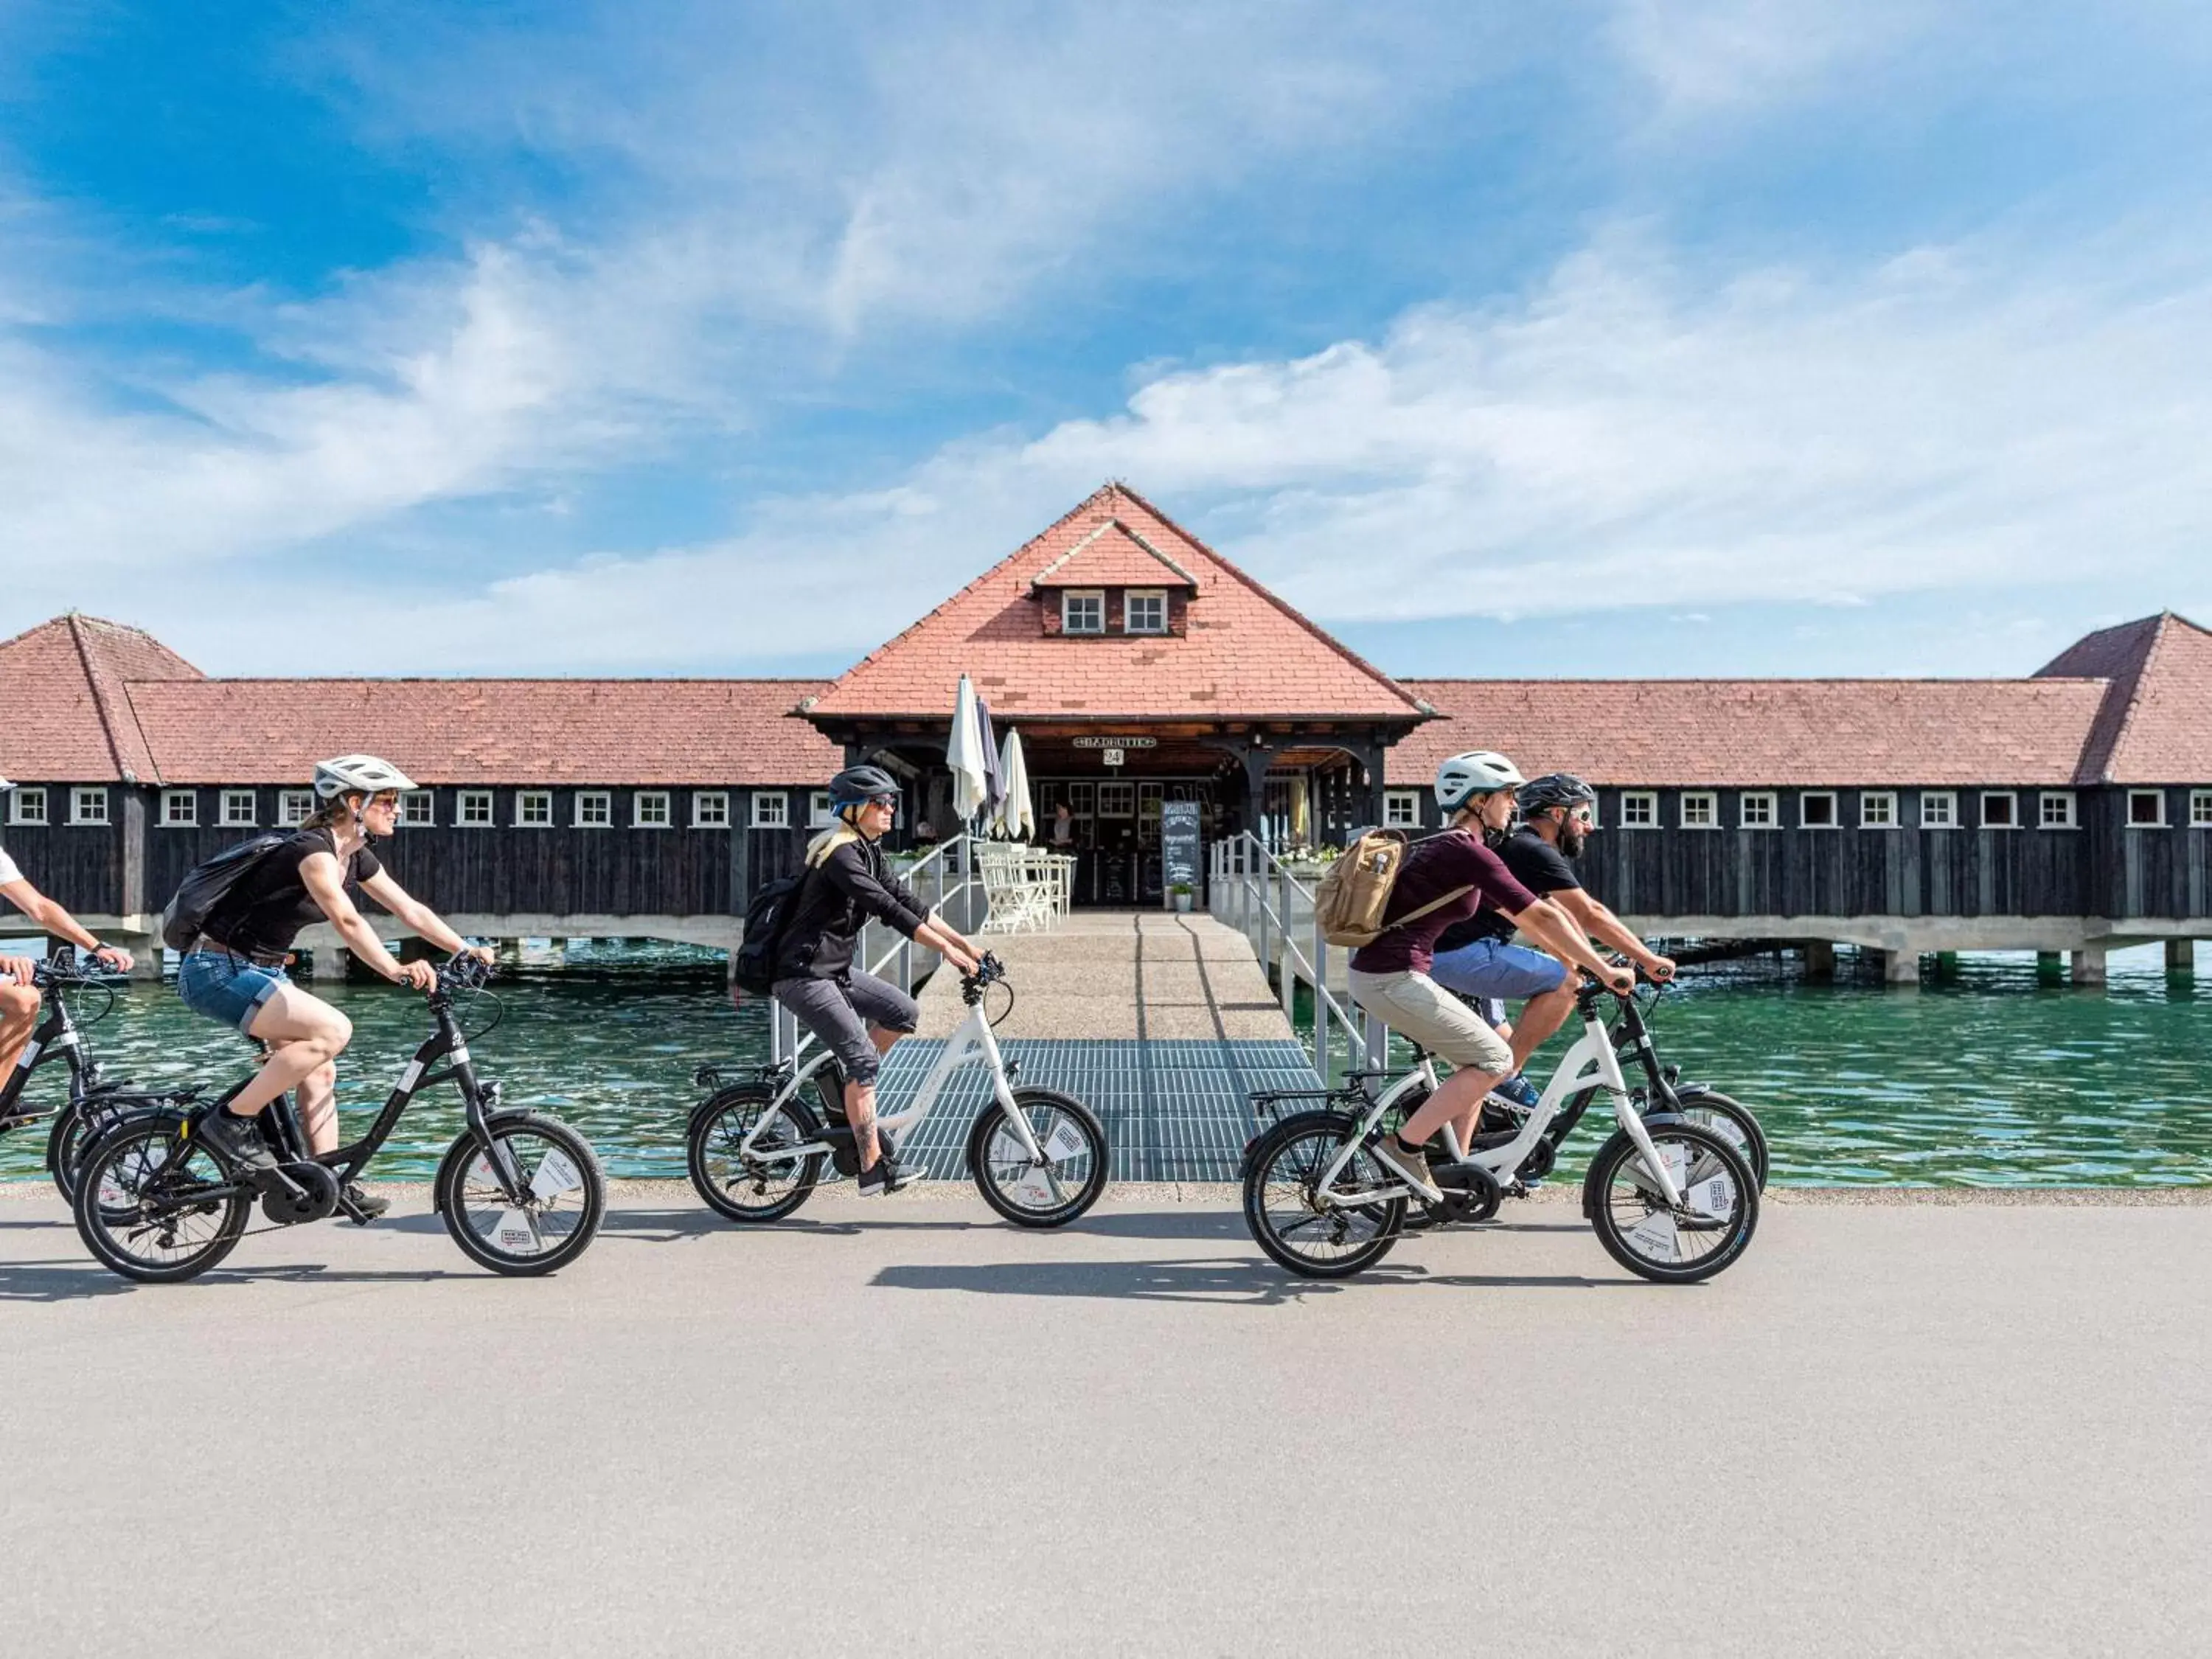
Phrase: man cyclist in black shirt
[{"left": 1431, "top": 772, "right": 1674, "bottom": 1101}]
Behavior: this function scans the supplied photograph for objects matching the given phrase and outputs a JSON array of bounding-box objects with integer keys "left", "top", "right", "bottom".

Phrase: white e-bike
[
  {"left": 686, "top": 955, "right": 1110, "bottom": 1228},
  {"left": 1240, "top": 973, "right": 1759, "bottom": 1281}
]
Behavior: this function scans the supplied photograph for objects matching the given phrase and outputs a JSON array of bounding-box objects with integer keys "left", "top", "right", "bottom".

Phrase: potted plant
[{"left": 1171, "top": 880, "right": 1194, "bottom": 913}]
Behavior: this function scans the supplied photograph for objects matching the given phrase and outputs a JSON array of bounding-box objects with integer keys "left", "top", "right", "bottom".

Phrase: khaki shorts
[{"left": 1347, "top": 968, "right": 1514, "bottom": 1074}]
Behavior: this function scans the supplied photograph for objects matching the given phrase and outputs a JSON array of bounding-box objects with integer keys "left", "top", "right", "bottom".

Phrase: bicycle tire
[
  {"left": 686, "top": 1085, "right": 823, "bottom": 1222},
  {"left": 1666, "top": 1088, "right": 1770, "bottom": 1190},
  {"left": 72, "top": 1114, "right": 249, "bottom": 1284},
  {"left": 1242, "top": 1110, "right": 1404, "bottom": 1279},
  {"left": 435, "top": 1113, "right": 605, "bottom": 1276},
  {"left": 1584, "top": 1121, "right": 1759, "bottom": 1284},
  {"left": 967, "top": 1088, "right": 1108, "bottom": 1228},
  {"left": 46, "top": 1104, "right": 88, "bottom": 1204}
]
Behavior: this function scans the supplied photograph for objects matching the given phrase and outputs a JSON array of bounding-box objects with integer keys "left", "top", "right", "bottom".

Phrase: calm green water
[{"left": 1, "top": 943, "right": 2205, "bottom": 1186}]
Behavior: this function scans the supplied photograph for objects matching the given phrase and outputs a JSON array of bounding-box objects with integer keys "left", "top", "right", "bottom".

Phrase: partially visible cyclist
[
  {"left": 175, "top": 755, "right": 493, "bottom": 1217},
  {"left": 1350, "top": 751, "right": 1633, "bottom": 1198},
  {"left": 772, "top": 764, "right": 983, "bottom": 1196},
  {"left": 1, "top": 772, "right": 135, "bottom": 1124},
  {"left": 1430, "top": 771, "right": 1675, "bottom": 1105}
]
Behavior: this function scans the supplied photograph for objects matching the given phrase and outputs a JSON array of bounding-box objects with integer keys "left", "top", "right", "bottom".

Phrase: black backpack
[
  {"left": 730, "top": 866, "right": 812, "bottom": 996},
  {"left": 159, "top": 832, "right": 289, "bottom": 952}
]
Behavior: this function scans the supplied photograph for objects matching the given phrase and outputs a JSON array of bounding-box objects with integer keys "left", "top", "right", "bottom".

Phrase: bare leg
[
  {"left": 1398, "top": 1065, "right": 1503, "bottom": 1153},
  {"left": 287, "top": 1054, "right": 342, "bottom": 1155},
  {"left": 232, "top": 985, "right": 352, "bottom": 1119},
  {"left": 0, "top": 984, "right": 39, "bottom": 1091},
  {"left": 848, "top": 1026, "right": 902, "bottom": 1172},
  {"left": 1506, "top": 984, "right": 1576, "bottom": 1073}
]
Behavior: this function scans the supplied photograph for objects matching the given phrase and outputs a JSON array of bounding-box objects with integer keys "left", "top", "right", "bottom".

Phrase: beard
[{"left": 1558, "top": 823, "right": 1587, "bottom": 858}]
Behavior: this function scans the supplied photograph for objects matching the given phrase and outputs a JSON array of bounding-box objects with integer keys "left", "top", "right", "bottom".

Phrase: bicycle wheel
[
  {"left": 1666, "top": 1088, "right": 1770, "bottom": 1190},
  {"left": 46, "top": 1105, "right": 88, "bottom": 1204},
  {"left": 1585, "top": 1122, "right": 1759, "bottom": 1284},
  {"left": 435, "top": 1113, "right": 605, "bottom": 1276},
  {"left": 686, "top": 1086, "right": 823, "bottom": 1222},
  {"left": 72, "top": 1116, "right": 249, "bottom": 1284},
  {"left": 1242, "top": 1111, "right": 1403, "bottom": 1279},
  {"left": 967, "top": 1088, "right": 1108, "bottom": 1228}
]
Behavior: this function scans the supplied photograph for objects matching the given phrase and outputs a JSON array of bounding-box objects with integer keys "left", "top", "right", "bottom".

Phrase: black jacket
[{"left": 773, "top": 837, "right": 931, "bottom": 981}]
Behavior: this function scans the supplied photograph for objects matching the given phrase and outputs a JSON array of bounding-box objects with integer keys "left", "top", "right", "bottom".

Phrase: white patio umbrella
[
  {"left": 947, "top": 674, "right": 990, "bottom": 826},
  {"left": 994, "top": 728, "right": 1034, "bottom": 840}
]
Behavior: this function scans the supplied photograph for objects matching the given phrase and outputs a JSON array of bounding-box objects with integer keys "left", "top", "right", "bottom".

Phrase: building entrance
[{"left": 1033, "top": 777, "right": 1221, "bottom": 905}]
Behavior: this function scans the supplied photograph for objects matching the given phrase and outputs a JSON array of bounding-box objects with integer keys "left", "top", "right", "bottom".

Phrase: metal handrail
[
  {"left": 1207, "top": 831, "right": 1387, "bottom": 1082},
  {"left": 768, "top": 832, "right": 988, "bottom": 1065}
]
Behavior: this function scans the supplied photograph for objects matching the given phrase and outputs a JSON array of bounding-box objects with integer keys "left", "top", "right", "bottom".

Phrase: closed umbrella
[
  {"left": 976, "top": 696, "right": 1004, "bottom": 816},
  {"left": 995, "top": 728, "right": 1034, "bottom": 840},
  {"left": 947, "top": 675, "right": 990, "bottom": 825}
]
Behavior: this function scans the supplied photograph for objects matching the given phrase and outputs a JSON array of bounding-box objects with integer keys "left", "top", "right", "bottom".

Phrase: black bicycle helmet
[
  {"left": 1517, "top": 773, "right": 1596, "bottom": 815},
  {"left": 829, "top": 764, "right": 901, "bottom": 806}
]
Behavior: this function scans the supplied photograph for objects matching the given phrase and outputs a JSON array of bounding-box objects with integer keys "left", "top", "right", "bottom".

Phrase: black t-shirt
[
  {"left": 773, "top": 835, "right": 930, "bottom": 982},
  {"left": 204, "top": 828, "right": 382, "bottom": 959},
  {"left": 1433, "top": 827, "right": 1582, "bottom": 953}
]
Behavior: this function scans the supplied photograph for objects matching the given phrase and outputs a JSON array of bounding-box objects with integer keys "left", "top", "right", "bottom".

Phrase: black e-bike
[{"left": 71, "top": 955, "right": 605, "bottom": 1283}]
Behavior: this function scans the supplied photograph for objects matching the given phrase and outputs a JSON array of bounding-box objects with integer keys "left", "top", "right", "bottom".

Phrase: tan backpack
[{"left": 1313, "top": 828, "right": 1472, "bottom": 948}]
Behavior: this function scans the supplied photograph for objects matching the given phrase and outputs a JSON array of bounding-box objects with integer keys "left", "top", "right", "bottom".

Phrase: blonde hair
[{"left": 806, "top": 813, "right": 863, "bottom": 868}]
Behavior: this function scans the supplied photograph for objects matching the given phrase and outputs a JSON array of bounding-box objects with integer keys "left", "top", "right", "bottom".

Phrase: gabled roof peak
[{"left": 1029, "top": 517, "right": 1200, "bottom": 591}]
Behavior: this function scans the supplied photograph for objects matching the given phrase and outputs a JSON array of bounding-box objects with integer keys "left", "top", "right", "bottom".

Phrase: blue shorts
[
  {"left": 178, "top": 950, "right": 288, "bottom": 1034},
  {"left": 1428, "top": 938, "right": 1566, "bottom": 1009}
]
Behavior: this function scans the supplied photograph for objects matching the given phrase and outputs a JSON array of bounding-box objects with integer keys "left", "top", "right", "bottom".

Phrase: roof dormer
[{"left": 1030, "top": 518, "right": 1200, "bottom": 639}]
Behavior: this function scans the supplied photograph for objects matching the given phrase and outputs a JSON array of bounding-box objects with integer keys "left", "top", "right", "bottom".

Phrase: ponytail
[{"left": 805, "top": 801, "right": 868, "bottom": 868}]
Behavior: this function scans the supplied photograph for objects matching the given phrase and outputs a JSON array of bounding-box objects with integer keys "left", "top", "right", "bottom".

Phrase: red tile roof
[
  {"left": 119, "top": 678, "right": 841, "bottom": 786},
  {"left": 1389, "top": 677, "right": 2111, "bottom": 787},
  {"left": 808, "top": 484, "right": 1425, "bottom": 723},
  {"left": 0, "top": 613, "right": 201, "bottom": 783},
  {"left": 1029, "top": 519, "right": 1198, "bottom": 589},
  {"left": 2037, "top": 612, "right": 2212, "bottom": 784}
]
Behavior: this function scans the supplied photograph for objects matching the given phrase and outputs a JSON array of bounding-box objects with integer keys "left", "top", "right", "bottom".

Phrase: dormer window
[
  {"left": 1124, "top": 590, "right": 1167, "bottom": 634},
  {"left": 1062, "top": 591, "right": 1105, "bottom": 634}
]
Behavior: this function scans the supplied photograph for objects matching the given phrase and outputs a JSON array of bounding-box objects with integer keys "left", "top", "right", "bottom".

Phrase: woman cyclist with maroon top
[{"left": 1348, "top": 751, "right": 1633, "bottom": 1200}]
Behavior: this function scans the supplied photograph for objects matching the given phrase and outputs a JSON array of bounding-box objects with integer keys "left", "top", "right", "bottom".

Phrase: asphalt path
[{"left": 3, "top": 1183, "right": 2207, "bottom": 1657}]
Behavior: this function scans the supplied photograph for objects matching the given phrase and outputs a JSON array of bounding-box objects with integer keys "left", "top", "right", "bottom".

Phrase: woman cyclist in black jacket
[{"left": 773, "top": 765, "right": 981, "bottom": 1195}]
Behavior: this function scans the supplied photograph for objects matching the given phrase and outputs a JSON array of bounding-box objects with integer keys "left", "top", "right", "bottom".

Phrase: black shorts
[{"left": 771, "top": 969, "right": 919, "bottom": 1087}]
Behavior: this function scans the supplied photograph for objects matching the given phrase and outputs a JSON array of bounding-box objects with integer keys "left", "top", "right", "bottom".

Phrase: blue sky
[{"left": 1, "top": 1, "right": 2208, "bottom": 678}]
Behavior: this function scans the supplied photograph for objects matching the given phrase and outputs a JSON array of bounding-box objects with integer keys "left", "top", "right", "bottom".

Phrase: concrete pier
[
  {"left": 1803, "top": 939, "right": 1836, "bottom": 981},
  {"left": 2167, "top": 939, "right": 2196, "bottom": 976},
  {"left": 2071, "top": 945, "right": 2108, "bottom": 986}
]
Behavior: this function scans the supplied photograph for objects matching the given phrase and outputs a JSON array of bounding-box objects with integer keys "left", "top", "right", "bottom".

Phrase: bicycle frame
[
  {"left": 1312, "top": 992, "right": 1687, "bottom": 1210},
  {"left": 0, "top": 975, "right": 101, "bottom": 1119}
]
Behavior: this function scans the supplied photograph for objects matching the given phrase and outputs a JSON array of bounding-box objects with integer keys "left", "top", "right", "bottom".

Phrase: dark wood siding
[{"left": 0, "top": 783, "right": 129, "bottom": 915}]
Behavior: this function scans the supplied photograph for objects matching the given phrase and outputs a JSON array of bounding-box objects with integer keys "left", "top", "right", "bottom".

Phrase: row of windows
[
  {"left": 1382, "top": 787, "right": 2212, "bottom": 830},
  {"left": 1060, "top": 588, "right": 1168, "bottom": 636},
  {"left": 4, "top": 787, "right": 850, "bottom": 831}
]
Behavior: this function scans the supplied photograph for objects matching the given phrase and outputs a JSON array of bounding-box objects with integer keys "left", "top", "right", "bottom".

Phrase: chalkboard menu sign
[{"left": 1161, "top": 801, "right": 1202, "bottom": 900}]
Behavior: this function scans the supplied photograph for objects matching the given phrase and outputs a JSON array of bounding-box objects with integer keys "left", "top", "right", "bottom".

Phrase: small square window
[
  {"left": 750, "top": 792, "right": 788, "bottom": 829},
  {"left": 161, "top": 789, "right": 197, "bottom": 827},
  {"left": 1061, "top": 591, "right": 1105, "bottom": 635},
  {"left": 2192, "top": 790, "right": 2212, "bottom": 827},
  {"left": 693, "top": 791, "right": 730, "bottom": 827},
  {"left": 1680, "top": 792, "right": 1717, "bottom": 828},
  {"left": 459, "top": 790, "right": 495, "bottom": 827},
  {"left": 1098, "top": 782, "right": 1136, "bottom": 818},
  {"left": 2128, "top": 789, "right": 2166, "bottom": 827},
  {"left": 576, "top": 790, "right": 612, "bottom": 828},
  {"left": 1739, "top": 792, "right": 1776, "bottom": 829},
  {"left": 1619, "top": 791, "right": 1657, "bottom": 828},
  {"left": 518, "top": 791, "right": 552, "bottom": 827},
  {"left": 1980, "top": 792, "right": 2017, "bottom": 829},
  {"left": 635, "top": 791, "right": 671, "bottom": 828},
  {"left": 1861, "top": 792, "right": 1897, "bottom": 828},
  {"left": 220, "top": 790, "right": 256, "bottom": 827},
  {"left": 1800, "top": 792, "right": 1837, "bottom": 828},
  {"left": 2040, "top": 791, "right": 2076, "bottom": 829},
  {"left": 278, "top": 790, "right": 313, "bottom": 827},
  {"left": 70, "top": 787, "right": 110, "bottom": 825},
  {"left": 1124, "top": 590, "right": 1167, "bottom": 635},
  {"left": 1921, "top": 792, "right": 1958, "bottom": 829},
  {"left": 1382, "top": 790, "right": 1420, "bottom": 829},
  {"left": 10, "top": 786, "right": 49, "bottom": 826},
  {"left": 400, "top": 790, "right": 435, "bottom": 826},
  {"left": 808, "top": 790, "right": 839, "bottom": 829}
]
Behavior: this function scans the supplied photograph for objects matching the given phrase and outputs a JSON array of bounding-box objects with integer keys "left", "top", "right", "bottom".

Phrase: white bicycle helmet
[
  {"left": 1435, "top": 751, "right": 1526, "bottom": 813},
  {"left": 313, "top": 754, "right": 417, "bottom": 800}
]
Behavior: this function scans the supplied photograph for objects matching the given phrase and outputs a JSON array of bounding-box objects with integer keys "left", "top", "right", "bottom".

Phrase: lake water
[{"left": 1, "top": 942, "right": 2205, "bottom": 1186}]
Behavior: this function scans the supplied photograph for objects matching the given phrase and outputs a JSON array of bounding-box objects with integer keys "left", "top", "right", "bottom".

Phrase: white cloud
[{"left": 1607, "top": 0, "right": 1927, "bottom": 118}]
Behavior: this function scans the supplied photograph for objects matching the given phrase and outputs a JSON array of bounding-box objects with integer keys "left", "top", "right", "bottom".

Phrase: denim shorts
[
  {"left": 1428, "top": 937, "right": 1567, "bottom": 1004},
  {"left": 178, "top": 950, "right": 288, "bottom": 1034}
]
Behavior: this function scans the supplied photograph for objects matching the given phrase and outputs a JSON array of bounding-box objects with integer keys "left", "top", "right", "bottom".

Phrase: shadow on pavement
[
  {"left": 872, "top": 1256, "right": 1346, "bottom": 1307},
  {"left": 0, "top": 1259, "right": 142, "bottom": 1302}
]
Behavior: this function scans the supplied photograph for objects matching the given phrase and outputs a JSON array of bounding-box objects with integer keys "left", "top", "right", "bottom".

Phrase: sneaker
[
  {"left": 341, "top": 1183, "right": 390, "bottom": 1221},
  {"left": 1493, "top": 1073, "right": 1540, "bottom": 1112},
  {"left": 857, "top": 1154, "right": 917, "bottom": 1196},
  {"left": 194, "top": 1107, "right": 279, "bottom": 1176},
  {"left": 1369, "top": 1134, "right": 1439, "bottom": 1199}
]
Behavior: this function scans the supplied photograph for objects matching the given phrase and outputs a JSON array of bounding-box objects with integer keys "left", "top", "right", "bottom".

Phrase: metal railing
[
  {"left": 1208, "top": 832, "right": 1390, "bottom": 1083},
  {"left": 768, "top": 833, "right": 990, "bottom": 1065}
]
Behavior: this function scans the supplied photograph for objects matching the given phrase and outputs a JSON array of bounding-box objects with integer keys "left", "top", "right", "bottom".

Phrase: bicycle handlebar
[{"left": 29, "top": 960, "right": 120, "bottom": 989}]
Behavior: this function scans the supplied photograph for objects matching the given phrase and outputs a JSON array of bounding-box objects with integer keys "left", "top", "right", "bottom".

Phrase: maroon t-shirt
[{"left": 1349, "top": 830, "right": 1540, "bottom": 975}]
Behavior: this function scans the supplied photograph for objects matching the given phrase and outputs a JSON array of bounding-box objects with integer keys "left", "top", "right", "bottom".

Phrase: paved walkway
[
  {"left": 897, "top": 910, "right": 1315, "bottom": 1182},
  {"left": 4, "top": 1185, "right": 2207, "bottom": 1657}
]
